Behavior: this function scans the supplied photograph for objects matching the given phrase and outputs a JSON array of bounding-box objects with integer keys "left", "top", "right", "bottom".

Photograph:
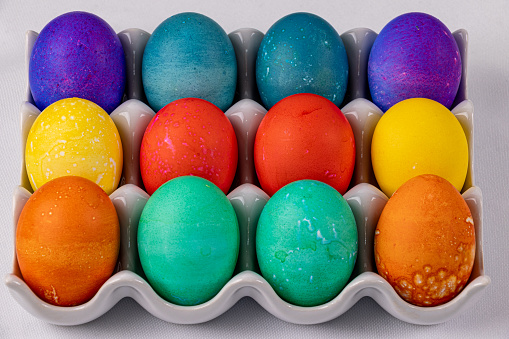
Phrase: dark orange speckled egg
[{"left": 374, "top": 174, "right": 475, "bottom": 306}]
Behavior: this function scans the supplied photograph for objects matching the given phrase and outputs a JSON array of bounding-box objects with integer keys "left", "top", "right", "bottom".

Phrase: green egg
[
  {"left": 256, "top": 180, "right": 358, "bottom": 306},
  {"left": 138, "top": 176, "right": 239, "bottom": 306}
]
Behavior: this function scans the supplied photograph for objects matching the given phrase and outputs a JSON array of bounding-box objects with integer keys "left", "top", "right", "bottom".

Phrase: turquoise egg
[
  {"left": 256, "top": 12, "right": 349, "bottom": 109},
  {"left": 142, "top": 12, "right": 237, "bottom": 112},
  {"left": 138, "top": 176, "right": 239, "bottom": 306},
  {"left": 256, "top": 180, "right": 357, "bottom": 306}
]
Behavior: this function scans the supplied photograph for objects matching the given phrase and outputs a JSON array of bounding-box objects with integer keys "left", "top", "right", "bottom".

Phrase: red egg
[
  {"left": 254, "top": 93, "right": 355, "bottom": 196},
  {"left": 140, "top": 98, "right": 238, "bottom": 195}
]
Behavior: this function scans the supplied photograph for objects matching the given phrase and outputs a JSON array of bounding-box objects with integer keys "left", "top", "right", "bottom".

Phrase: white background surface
[{"left": 1, "top": 0, "right": 508, "bottom": 338}]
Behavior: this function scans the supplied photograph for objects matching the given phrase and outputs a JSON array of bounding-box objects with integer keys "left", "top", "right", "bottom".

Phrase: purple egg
[
  {"left": 367, "top": 12, "right": 461, "bottom": 112},
  {"left": 29, "top": 12, "right": 126, "bottom": 113}
]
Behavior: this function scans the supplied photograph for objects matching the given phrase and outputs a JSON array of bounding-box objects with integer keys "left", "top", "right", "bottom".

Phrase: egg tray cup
[{"left": 5, "top": 26, "right": 490, "bottom": 326}]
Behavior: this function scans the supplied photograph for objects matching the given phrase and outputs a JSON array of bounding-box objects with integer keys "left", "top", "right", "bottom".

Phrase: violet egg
[
  {"left": 367, "top": 12, "right": 461, "bottom": 112},
  {"left": 29, "top": 11, "right": 126, "bottom": 113}
]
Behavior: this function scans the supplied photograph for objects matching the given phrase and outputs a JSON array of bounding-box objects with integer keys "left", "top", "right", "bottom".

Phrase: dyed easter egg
[
  {"left": 375, "top": 174, "right": 475, "bottom": 306},
  {"left": 256, "top": 12, "right": 349, "bottom": 109},
  {"left": 256, "top": 180, "right": 357, "bottom": 306},
  {"left": 368, "top": 12, "right": 462, "bottom": 112},
  {"left": 371, "top": 98, "right": 468, "bottom": 197},
  {"left": 29, "top": 11, "right": 126, "bottom": 113},
  {"left": 16, "top": 176, "right": 120, "bottom": 306},
  {"left": 254, "top": 93, "right": 355, "bottom": 196},
  {"left": 25, "top": 98, "right": 123, "bottom": 195},
  {"left": 138, "top": 176, "right": 239, "bottom": 306},
  {"left": 142, "top": 12, "right": 237, "bottom": 112},
  {"left": 139, "top": 98, "right": 238, "bottom": 195}
]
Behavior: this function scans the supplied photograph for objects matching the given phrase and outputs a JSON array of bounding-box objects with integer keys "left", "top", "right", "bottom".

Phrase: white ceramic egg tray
[{"left": 5, "top": 25, "right": 490, "bottom": 326}]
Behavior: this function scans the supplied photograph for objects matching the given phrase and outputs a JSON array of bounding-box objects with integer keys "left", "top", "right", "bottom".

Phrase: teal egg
[
  {"left": 256, "top": 180, "right": 357, "bottom": 306},
  {"left": 142, "top": 12, "right": 237, "bottom": 112},
  {"left": 256, "top": 12, "right": 349, "bottom": 109},
  {"left": 138, "top": 176, "right": 239, "bottom": 306}
]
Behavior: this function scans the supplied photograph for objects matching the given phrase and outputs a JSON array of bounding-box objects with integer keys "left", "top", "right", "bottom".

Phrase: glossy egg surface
[
  {"left": 142, "top": 12, "right": 237, "bottom": 112},
  {"left": 368, "top": 12, "right": 462, "bottom": 112},
  {"left": 25, "top": 98, "right": 123, "bottom": 195},
  {"left": 139, "top": 98, "right": 238, "bottom": 195},
  {"left": 371, "top": 98, "right": 468, "bottom": 197},
  {"left": 374, "top": 174, "right": 475, "bottom": 306},
  {"left": 137, "top": 176, "right": 239, "bottom": 306},
  {"left": 254, "top": 93, "right": 355, "bottom": 196},
  {"left": 256, "top": 12, "right": 348, "bottom": 109},
  {"left": 256, "top": 180, "right": 357, "bottom": 307},
  {"left": 29, "top": 11, "right": 126, "bottom": 113},
  {"left": 16, "top": 176, "right": 120, "bottom": 306}
]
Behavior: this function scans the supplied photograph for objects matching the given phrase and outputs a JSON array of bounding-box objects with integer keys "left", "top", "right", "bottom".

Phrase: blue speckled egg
[
  {"left": 256, "top": 180, "right": 358, "bottom": 307},
  {"left": 138, "top": 176, "right": 239, "bottom": 306},
  {"left": 142, "top": 13, "right": 237, "bottom": 112},
  {"left": 255, "top": 13, "right": 349, "bottom": 109},
  {"left": 368, "top": 12, "right": 462, "bottom": 112},
  {"left": 29, "top": 11, "right": 126, "bottom": 113}
]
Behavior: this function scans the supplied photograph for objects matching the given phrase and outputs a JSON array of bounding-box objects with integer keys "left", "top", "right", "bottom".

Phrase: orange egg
[
  {"left": 16, "top": 176, "right": 120, "bottom": 306},
  {"left": 374, "top": 174, "right": 475, "bottom": 307}
]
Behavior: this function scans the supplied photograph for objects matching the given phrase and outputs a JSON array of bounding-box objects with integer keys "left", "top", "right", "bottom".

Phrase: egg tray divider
[{"left": 5, "top": 26, "right": 490, "bottom": 326}]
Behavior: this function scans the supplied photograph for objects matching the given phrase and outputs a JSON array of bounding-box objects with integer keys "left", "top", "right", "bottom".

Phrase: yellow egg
[
  {"left": 371, "top": 98, "right": 468, "bottom": 197},
  {"left": 25, "top": 98, "right": 123, "bottom": 195}
]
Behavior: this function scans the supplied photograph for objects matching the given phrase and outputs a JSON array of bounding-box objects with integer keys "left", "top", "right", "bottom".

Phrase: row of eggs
[
  {"left": 17, "top": 173, "right": 475, "bottom": 308},
  {"left": 25, "top": 94, "right": 469, "bottom": 199},
  {"left": 29, "top": 11, "right": 462, "bottom": 115},
  {"left": 19, "top": 92, "right": 473, "bottom": 308}
]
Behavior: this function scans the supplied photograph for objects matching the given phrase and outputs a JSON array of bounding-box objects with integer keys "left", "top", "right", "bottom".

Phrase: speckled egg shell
[
  {"left": 142, "top": 12, "right": 237, "bottom": 112},
  {"left": 25, "top": 98, "right": 123, "bottom": 195},
  {"left": 137, "top": 176, "right": 239, "bottom": 306},
  {"left": 374, "top": 174, "right": 475, "bottom": 307},
  {"left": 16, "top": 176, "right": 120, "bottom": 306},
  {"left": 139, "top": 98, "right": 238, "bottom": 195},
  {"left": 29, "top": 11, "right": 126, "bottom": 113},
  {"left": 256, "top": 180, "right": 358, "bottom": 307},
  {"left": 256, "top": 12, "right": 349, "bottom": 109},
  {"left": 367, "top": 12, "right": 462, "bottom": 112}
]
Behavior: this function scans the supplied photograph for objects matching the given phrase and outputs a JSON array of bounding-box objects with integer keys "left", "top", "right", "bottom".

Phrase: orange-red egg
[
  {"left": 140, "top": 98, "right": 238, "bottom": 195},
  {"left": 374, "top": 174, "right": 475, "bottom": 306},
  {"left": 254, "top": 93, "right": 355, "bottom": 196},
  {"left": 16, "top": 176, "right": 120, "bottom": 306}
]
